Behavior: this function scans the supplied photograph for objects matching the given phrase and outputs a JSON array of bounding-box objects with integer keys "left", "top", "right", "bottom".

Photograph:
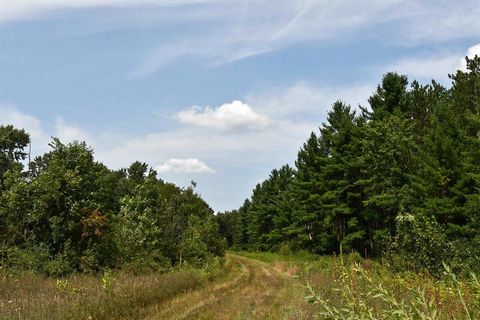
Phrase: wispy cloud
[
  {"left": 0, "top": 104, "right": 50, "bottom": 154},
  {"left": 0, "top": 0, "right": 217, "bottom": 23},
  {"left": 247, "top": 82, "right": 375, "bottom": 118},
  {"left": 0, "top": 104, "right": 44, "bottom": 139},
  {"left": 387, "top": 43, "right": 480, "bottom": 83},
  {"left": 132, "top": 0, "right": 480, "bottom": 75},
  {"left": 402, "top": 2, "right": 480, "bottom": 44},
  {"left": 0, "top": 104, "right": 100, "bottom": 154},
  {"left": 3, "top": 1, "right": 479, "bottom": 76},
  {"left": 54, "top": 117, "right": 94, "bottom": 145}
]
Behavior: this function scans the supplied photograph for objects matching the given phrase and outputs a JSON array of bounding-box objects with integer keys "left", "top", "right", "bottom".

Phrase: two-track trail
[{"left": 142, "top": 253, "right": 314, "bottom": 320}]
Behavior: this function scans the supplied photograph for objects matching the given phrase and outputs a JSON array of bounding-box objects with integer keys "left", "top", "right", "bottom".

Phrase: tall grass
[
  {"left": 303, "top": 256, "right": 480, "bottom": 319},
  {"left": 0, "top": 257, "right": 227, "bottom": 320}
]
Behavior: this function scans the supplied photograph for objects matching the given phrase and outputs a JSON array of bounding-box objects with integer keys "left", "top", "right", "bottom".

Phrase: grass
[
  {"left": 235, "top": 250, "right": 480, "bottom": 319},
  {"left": 2, "top": 252, "right": 479, "bottom": 319},
  {"left": 0, "top": 258, "right": 228, "bottom": 320},
  {"left": 145, "top": 253, "right": 315, "bottom": 320}
]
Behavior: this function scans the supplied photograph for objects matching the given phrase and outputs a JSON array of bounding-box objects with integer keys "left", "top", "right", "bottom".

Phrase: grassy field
[
  {"left": 1, "top": 252, "right": 479, "bottom": 319},
  {"left": 236, "top": 251, "right": 480, "bottom": 319},
  {"left": 0, "top": 258, "right": 227, "bottom": 320}
]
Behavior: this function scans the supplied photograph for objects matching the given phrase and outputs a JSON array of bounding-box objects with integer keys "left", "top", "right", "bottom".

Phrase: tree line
[
  {"left": 217, "top": 56, "right": 480, "bottom": 275},
  {"left": 0, "top": 132, "right": 226, "bottom": 275}
]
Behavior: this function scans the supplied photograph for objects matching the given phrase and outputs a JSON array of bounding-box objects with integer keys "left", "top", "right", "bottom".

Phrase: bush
[
  {"left": 44, "top": 253, "right": 75, "bottom": 276},
  {"left": 277, "top": 242, "right": 294, "bottom": 256},
  {"left": 0, "top": 244, "right": 50, "bottom": 274},
  {"left": 179, "top": 215, "right": 226, "bottom": 268},
  {"left": 385, "top": 212, "right": 454, "bottom": 276},
  {"left": 122, "top": 252, "right": 172, "bottom": 275}
]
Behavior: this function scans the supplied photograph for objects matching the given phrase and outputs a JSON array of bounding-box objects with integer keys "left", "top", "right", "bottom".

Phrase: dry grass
[
  {"left": 0, "top": 268, "right": 209, "bottom": 320},
  {"left": 235, "top": 251, "right": 480, "bottom": 319},
  {"left": 5, "top": 251, "right": 474, "bottom": 319},
  {"left": 144, "top": 253, "right": 316, "bottom": 320}
]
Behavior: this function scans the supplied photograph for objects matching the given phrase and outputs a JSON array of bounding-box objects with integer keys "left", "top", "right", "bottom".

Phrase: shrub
[
  {"left": 385, "top": 212, "right": 454, "bottom": 276},
  {"left": 0, "top": 244, "right": 50, "bottom": 274}
]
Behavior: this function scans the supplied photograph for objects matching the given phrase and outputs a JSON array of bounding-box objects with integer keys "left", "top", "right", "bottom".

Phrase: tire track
[
  {"left": 175, "top": 254, "right": 287, "bottom": 319},
  {"left": 146, "top": 253, "right": 307, "bottom": 320},
  {"left": 149, "top": 254, "right": 249, "bottom": 319}
]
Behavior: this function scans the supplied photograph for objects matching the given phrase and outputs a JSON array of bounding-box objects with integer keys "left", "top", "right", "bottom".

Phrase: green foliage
[
  {"left": 0, "top": 125, "right": 30, "bottom": 190},
  {"left": 179, "top": 215, "right": 226, "bottom": 267},
  {"left": 0, "top": 131, "right": 225, "bottom": 275},
  {"left": 385, "top": 213, "right": 454, "bottom": 276},
  {"left": 3, "top": 57, "right": 480, "bottom": 279}
]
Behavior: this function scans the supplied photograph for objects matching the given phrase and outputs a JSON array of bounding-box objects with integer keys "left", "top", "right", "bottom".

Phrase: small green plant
[
  {"left": 102, "top": 269, "right": 113, "bottom": 291},
  {"left": 55, "top": 279, "right": 70, "bottom": 294},
  {"left": 442, "top": 263, "right": 479, "bottom": 320}
]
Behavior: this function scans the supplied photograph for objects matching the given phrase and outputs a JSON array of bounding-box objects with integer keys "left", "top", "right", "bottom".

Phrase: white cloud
[
  {"left": 155, "top": 158, "right": 215, "bottom": 174},
  {"left": 0, "top": 104, "right": 45, "bottom": 139},
  {"left": 403, "top": 2, "right": 480, "bottom": 44},
  {"left": 387, "top": 43, "right": 480, "bottom": 83},
  {"left": 0, "top": 83, "right": 374, "bottom": 211},
  {"left": 176, "top": 100, "right": 270, "bottom": 131},
  {"left": 54, "top": 117, "right": 94, "bottom": 145},
  {"left": 97, "top": 82, "right": 375, "bottom": 170},
  {"left": 247, "top": 83, "right": 374, "bottom": 117},
  {"left": 0, "top": 104, "right": 100, "bottom": 154},
  {"left": 132, "top": 1, "right": 399, "bottom": 74},
  {"left": 390, "top": 55, "right": 460, "bottom": 81},
  {"left": 466, "top": 44, "right": 480, "bottom": 59},
  {"left": 0, "top": 104, "right": 51, "bottom": 154},
  {"left": 0, "top": 0, "right": 216, "bottom": 23},
  {"left": 1, "top": 83, "right": 374, "bottom": 174},
  {"left": 459, "top": 43, "right": 480, "bottom": 71}
]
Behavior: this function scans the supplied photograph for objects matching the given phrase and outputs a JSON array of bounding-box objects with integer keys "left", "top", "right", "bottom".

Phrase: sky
[{"left": 0, "top": 0, "right": 479, "bottom": 212}]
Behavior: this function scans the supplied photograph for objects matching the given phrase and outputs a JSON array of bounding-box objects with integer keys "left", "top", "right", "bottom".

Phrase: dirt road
[{"left": 144, "top": 253, "right": 314, "bottom": 320}]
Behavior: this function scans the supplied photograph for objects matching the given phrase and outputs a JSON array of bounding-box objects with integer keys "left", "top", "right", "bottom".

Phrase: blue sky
[{"left": 1, "top": 0, "right": 479, "bottom": 212}]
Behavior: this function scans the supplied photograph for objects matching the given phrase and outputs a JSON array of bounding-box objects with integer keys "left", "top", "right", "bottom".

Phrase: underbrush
[{"left": 0, "top": 257, "right": 227, "bottom": 320}]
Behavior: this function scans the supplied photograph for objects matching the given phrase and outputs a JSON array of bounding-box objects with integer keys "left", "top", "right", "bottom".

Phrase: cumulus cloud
[
  {"left": 1, "top": 83, "right": 375, "bottom": 174},
  {"left": 176, "top": 100, "right": 270, "bottom": 131},
  {"left": 0, "top": 84, "right": 374, "bottom": 211},
  {"left": 155, "top": 158, "right": 215, "bottom": 174},
  {"left": 99, "top": 83, "right": 375, "bottom": 170}
]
